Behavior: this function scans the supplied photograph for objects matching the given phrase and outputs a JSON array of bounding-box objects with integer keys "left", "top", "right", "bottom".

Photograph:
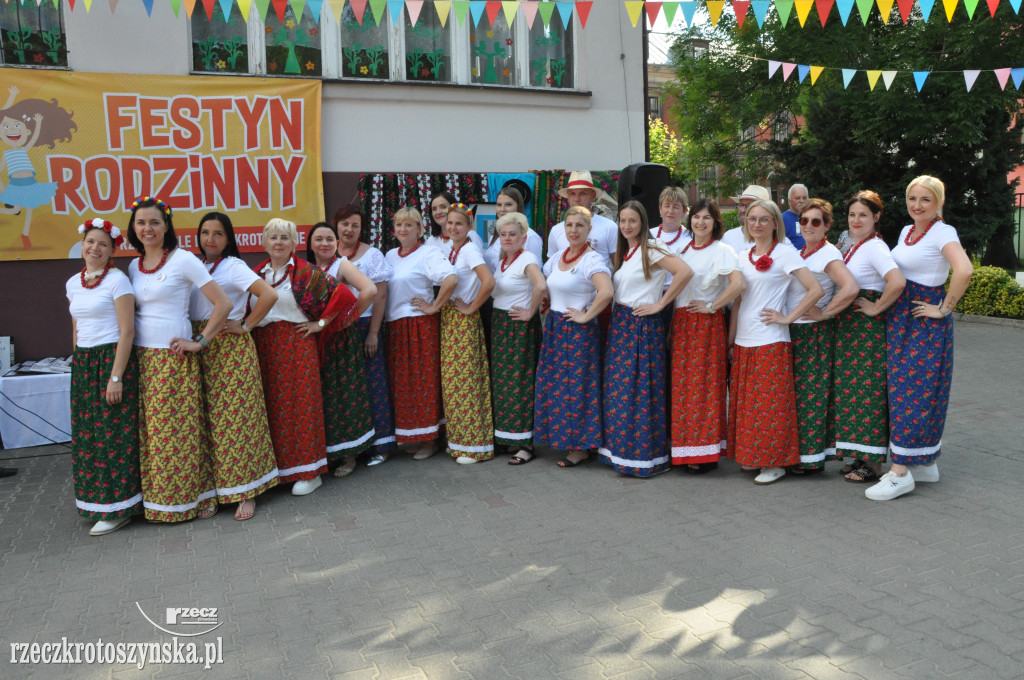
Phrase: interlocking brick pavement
[{"left": 2, "top": 321, "right": 1023, "bottom": 679}]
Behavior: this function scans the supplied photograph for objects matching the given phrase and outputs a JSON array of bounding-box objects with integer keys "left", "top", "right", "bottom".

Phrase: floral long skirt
[
  {"left": 321, "top": 324, "right": 375, "bottom": 459},
  {"left": 726, "top": 342, "right": 800, "bottom": 468},
  {"left": 670, "top": 309, "right": 728, "bottom": 465},
  {"left": 534, "top": 313, "right": 603, "bottom": 452},
  {"left": 356, "top": 317, "right": 397, "bottom": 452},
  {"left": 791, "top": 321, "right": 837, "bottom": 470},
  {"left": 440, "top": 304, "right": 494, "bottom": 460},
  {"left": 387, "top": 315, "right": 444, "bottom": 444},
  {"left": 192, "top": 321, "right": 278, "bottom": 504},
  {"left": 252, "top": 322, "right": 327, "bottom": 483},
  {"left": 831, "top": 290, "right": 889, "bottom": 464},
  {"left": 136, "top": 347, "right": 215, "bottom": 522},
  {"left": 599, "top": 305, "right": 669, "bottom": 477},
  {"left": 70, "top": 343, "right": 142, "bottom": 520},
  {"left": 490, "top": 308, "right": 542, "bottom": 449},
  {"left": 886, "top": 280, "right": 954, "bottom": 465}
]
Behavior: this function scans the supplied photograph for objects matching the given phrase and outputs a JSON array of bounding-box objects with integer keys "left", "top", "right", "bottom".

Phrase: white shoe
[
  {"left": 865, "top": 471, "right": 915, "bottom": 500},
  {"left": 753, "top": 467, "right": 786, "bottom": 485},
  {"left": 291, "top": 476, "right": 323, "bottom": 496},
  {"left": 913, "top": 463, "right": 939, "bottom": 483},
  {"left": 456, "top": 456, "right": 479, "bottom": 465},
  {"left": 90, "top": 517, "right": 132, "bottom": 536}
]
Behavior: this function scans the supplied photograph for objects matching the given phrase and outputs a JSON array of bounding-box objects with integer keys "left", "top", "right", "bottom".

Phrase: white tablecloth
[{"left": 0, "top": 373, "right": 72, "bottom": 449}]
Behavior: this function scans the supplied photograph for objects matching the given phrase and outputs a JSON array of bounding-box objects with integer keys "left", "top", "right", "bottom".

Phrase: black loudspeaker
[{"left": 617, "top": 163, "right": 671, "bottom": 226}]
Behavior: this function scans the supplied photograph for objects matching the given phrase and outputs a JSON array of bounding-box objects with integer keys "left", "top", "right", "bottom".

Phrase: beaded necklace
[
  {"left": 138, "top": 249, "right": 170, "bottom": 274},
  {"left": 80, "top": 261, "right": 113, "bottom": 290}
]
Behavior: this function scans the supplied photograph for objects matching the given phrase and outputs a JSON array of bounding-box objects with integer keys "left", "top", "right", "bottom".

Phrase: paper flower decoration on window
[
  {"left": 486, "top": 30, "right": 494, "bottom": 38},
  {"left": 505, "top": 38, "right": 513, "bottom": 46},
  {"left": 360, "top": 66, "right": 369, "bottom": 74},
  {"left": 286, "top": 19, "right": 296, "bottom": 28},
  {"left": 305, "top": 61, "right": 315, "bottom": 71},
  {"left": 546, "top": 77, "right": 553, "bottom": 84},
  {"left": 309, "top": 28, "right": 319, "bottom": 37},
  {"left": 217, "top": 60, "right": 226, "bottom": 69},
  {"left": 265, "top": 26, "right": 273, "bottom": 34},
  {"left": 472, "top": 67, "right": 479, "bottom": 76},
  {"left": 502, "top": 69, "right": 510, "bottom": 77},
  {"left": 33, "top": 54, "right": 45, "bottom": 64},
  {"left": 269, "top": 61, "right": 278, "bottom": 71}
]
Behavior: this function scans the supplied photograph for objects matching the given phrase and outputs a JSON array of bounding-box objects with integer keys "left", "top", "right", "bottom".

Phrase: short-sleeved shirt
[
  {"left": 652, "top": 226, "right": 692, "bottom": 288},
  {"left": 492, "top": 251, "right": 541, "bottom": 311},
  {"left": 785, "top": 242, "right": 843, "bottom": 325},
  {"left": 891, "top": 221, "right": 960, "bottom": 287},
  {"left": 734, "top": 243, "right": 806, "bottom": 347},
  {"left": 483, "top": 228, "right": 544, "bottom": 272},
  {"left": 675, "top": 240, "right": 740, "bottom": 309},
  {"left": 450, "top": 241, "right": 488, "bottom": 303},
  {"left": 66, "top": 267, "right": 133, "bottom": 348},
  {"left": 843, "top": 236, "right": 898, "bottom": 293},
  {"left": 425, "top": 230, "right": 484, "bottom": 256},
  {"left": 256, "top": 258, "right": 307, "bottom": 326},
  {"left": 339, "top": 247, "right": 393, "bottom": 319},
  {"left": 189, "top": 256, "right": 260, "bottom": 321},
  {"left": 129, "top": 249, "right": 214, "bottom": 349},
  {"left": 544, "top": 249, "right": 611, "bottom": 313},
  {"left": 721, "top": 227, "right": 794, "bottom": 254},
  {"left": 613, "top": 239, "right": 669, "bottom": 308},
  {"left": 384, "top": 245, "right": 456, "bottom": 321},
  {"left": 546, "top": 213, "right": 618, "bottom": 263}
]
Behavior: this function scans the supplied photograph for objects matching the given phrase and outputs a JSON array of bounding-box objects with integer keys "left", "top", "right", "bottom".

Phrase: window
[
  {"left": 190, "top": 3, "right": 248, "bottom": 74},
  {"left": 404, "top": 9, "right": 452, "bottom": 82},
  {"left": 265, "top": 6, "right": 322, "bottom": 76},
  {"left": 339, "top": 5, "right": 390, "bottom": 79},
  {"left": 0, "top": 1, "right": 66, "bottom": 68},
  {"left": 648, "top": 95, "right": 662, "bottom": 119},
  {"left": 528, "top": 15, "right": 573, "bottom": 89},
  {"left": 470, "top": 14, "right": 513, "bottom": 85}
]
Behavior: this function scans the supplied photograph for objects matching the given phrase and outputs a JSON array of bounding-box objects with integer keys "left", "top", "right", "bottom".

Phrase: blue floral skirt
[{"left": 534, "top": 313, "right": 603, "bottom": 451}]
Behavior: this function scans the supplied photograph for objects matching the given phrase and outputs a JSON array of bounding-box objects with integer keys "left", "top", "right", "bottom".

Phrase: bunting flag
[
  {"left": 836, "top": 0, "right": 855, "bottom": 22},
  {"left": 1012, "top": 68, "right": 1024, "bottom": 90},
  {"left": 855, "top": 0, "right": 873, "bottom": 22},
  {"left": 271, "top": 0, "right": 287, "bottom": 22},
  {"left": 645, "top": 1, "right": 663, "bottom": 25},
  {"left": 782, "top": 62, "right": 797, "bottom": 80},
  {"left": 985, "top": 0, "right": 999, "bottom": 15},
  {"left": 1011, "top": 0, "right": 1022, "bottom": 12},
  {"left": 919, "top": 0, "right": 936, "bottom": 19},
  {"left": 167, "top": 0, "right": 180, "bottom": 15},
  {"left": 877, "top": 0, "right": 894, "bottom": 21},
  {"left": 408, "top": 0, "right": 424, "bottom": 24},
  {"left": 797, "top": 64, "right": 810, "bottom": 82},
  {"left": 794, "top": 0, "right": 813, "bottom": 25},
  {"left": 662, "top": 1, "right": 680, "bottom": 25},
  {"left": 327, "top": 0, "right": 344, "bottom": 20},
  {"left": 768, "top": 60, "right": 782, "bottom": 78},
  {"left": 217, "top": 0, "right": 233, "bottom": 19},
  {"left": 253, "top": 0, "right": 269, "bottom": 21},
  {"left": 520, "top": 0, "right": 537, "bottom": 27},
  {"left": 751, "top": 0, "right": 771, "bottom": 25},
  {"left": 201, "top": 0, "right": 216, "bottom": 20},
  {"left": 453, "top": 0, "right": 470, "bottom": 24},
  {"left": 238, "top": 0, "right": 254, "bottom": 20},
  {"left": 679, "top": 1, "right": 698, "bottom": 25},
  {"left": 809, "top": 64, "right": 824, "bottom": 84},
  {"left": 896, "top": 0, "right": 913, "bottom": 20},
  {"left": 882, "top": 70, "right": 897, "bottom": 89},
  {"left": 866, "top": 69, "right": 881, "bottom": 90},
  {"left": 625, "top": 0, "right": 644, "bottom": 25},
  {"left": 815, "top": 0, "right": 834, "bottom": 24},
  {"left": 351, "top": 0, "right": 368, "bottom": 24},
  {"left": 842, "top": 69, "right": 856, "bottom": 88},
  {"left": 964, "top": 0, "right": 980, "bottom": 16},
  {"left": 536, "top": 0, "right": 555, "bottom": 26},
  {"left": 576, "top": 0, "right": 592, "bottom": 27},
  {"left": 732, "top": 0, "right": 750, "bottom": 27},
  {"left": 994, "top": 67, "right": 1011, "bottom": 89},
  {"left": 942, "top": 0, "right": 957, "bottom": 20},
  {"left": 469, "top": 0, "right": 486, "bottom": 25},
  {"left": 501, "top": 0, "right": 519, "bottom": 25},
  {"left": 435, "top": 0, "right": 451, "bottom": 24},
  {"left": 913, "top": 71, "right": 929, "bottom": 90},
  {"left": 288, "top": 0, "right": 303, "bottom": 21},
  {"left": 110, "top": 0, "right": 120, "bottom": 13},
  {"left": 555, "top": 0, "right": 574, "bottom": 26},
  {"left": 964, "top": 69, "right": 981, "bottom": 91},
  {"left": 485, "top": 0, "right": 502, "bottom": 24},
  {"left": 369, "top": 0, "right": 387, "bottom": 25},
  {"left": 143, "top": 0, "right": 156, "bottom": 15},
  {"left": 775, "top": 0, "right": 794, "bottom": 24},
  {"left": 706, "top": 0, "right": 725, "bottom": 25}
]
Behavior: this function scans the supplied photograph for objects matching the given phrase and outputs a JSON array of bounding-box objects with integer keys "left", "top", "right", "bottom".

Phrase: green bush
[{"left": 955, "top": 265, "right": 1024, "bottom": 319}]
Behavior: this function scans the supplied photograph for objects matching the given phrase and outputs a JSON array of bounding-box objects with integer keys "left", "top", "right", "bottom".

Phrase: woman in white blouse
[
  {"left": 489, "top": 212, "right": 547, "bottom": 465},
  {"left": 534, "top": 206, "right": 614, "bottom": 468},
  {"left": 669, "top": 199, "right": 745, "bottom": 474},
  {"left": 127, "top": 197, "right": 231, "bottom": 522},
  {"left": 384, "top": 206, "right": 458, "bottom": 460},
  {"left": 482, "top": 186, "right": 544, "bottom": 271},
  {"left": 867, "top": 175, "right": 972, "bottom": 501},
  {"left": 424, "top": 190, "right": 484, "bottom": 255},
  {"left": 66, "top": 219, "right": 141, "bottom": 536},
  {"left": 599, "top": 200, "right": 691, "bottom": 477},
  {"left": 185, "top": 212, "right": 279, "bottom": 521},
  {"left": 727, "top": 199, "right": 823, "bottom": 485}
]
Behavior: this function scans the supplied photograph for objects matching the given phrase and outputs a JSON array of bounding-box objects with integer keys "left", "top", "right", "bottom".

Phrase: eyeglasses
[
  {"left": 746, "top": 216, "right": 774, "bottom": 226},
  {"left": 799, "top": 216, "right": 826, "bottom": 227}
]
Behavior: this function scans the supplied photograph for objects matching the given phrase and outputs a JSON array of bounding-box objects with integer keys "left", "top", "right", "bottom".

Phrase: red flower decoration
[
  {"left": 505, "top": 38, "right": 513, "bottom": 46},
  {"left": 33, "top": 54, "right": 45, "bottom": 64},
  {"left": 754, "top": 255, "right": 773, "bottom": 272}
]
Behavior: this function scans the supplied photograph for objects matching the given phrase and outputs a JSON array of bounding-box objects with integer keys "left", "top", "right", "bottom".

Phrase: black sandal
[
  {"left": 683, "top": 462, "right": 718, "bottom": 475},
  {"left": 844, "top": 466, "right": 881, "bottom": 484},
  {"left": 789, "top": 466, "right": 824, "bottom": 476},
  {"left": 840, "top": 459, "right": 868, "bottom": 475},
  {"left": 508, "top": 449, "right": 534, "bottom": 465},
  {"left": 557, "top": 452, "right": 590, "bottom": 468}
]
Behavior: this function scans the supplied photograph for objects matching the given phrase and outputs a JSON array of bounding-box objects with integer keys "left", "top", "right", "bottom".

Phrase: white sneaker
[
  {"left": 89, "top": 517, "right": 132, "bottom": 536},
  {"left": 291, "top": 476, "right": 323, "bottom": 496},
  {"left": 753, "top": 467, "right": 786, "bottom": 485},
  {"left": 865, "top": 471, "right": 915, "bottom": 500},
  {"left": 456, "top": 456, "right": 479, "bottom": 465},
  {"left": 913, "top": 463, "right": 939, "bottom": 483}
]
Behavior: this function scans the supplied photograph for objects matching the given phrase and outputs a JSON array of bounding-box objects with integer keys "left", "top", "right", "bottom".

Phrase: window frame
[{"left": 0, "top": 0, "right": 68, "bottom": 70}]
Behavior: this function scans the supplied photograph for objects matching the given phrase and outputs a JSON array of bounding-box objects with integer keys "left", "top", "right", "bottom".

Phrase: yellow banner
[{"left": 0, "top": 69, "right": 323, "bottom": 261}]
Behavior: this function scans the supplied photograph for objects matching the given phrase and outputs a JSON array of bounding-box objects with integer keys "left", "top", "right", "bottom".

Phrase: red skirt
[
  {"left": 670, "top": 309, "right": 728, "bottom": 464},
  {"left": 726, "top": 342, "right": 799, "bottom": 468},
  {"left": 252, "top": 322, "right": 327, "bottom": 483},
  {"left": 387, "top": 315, "right": 444, "bottom": 444}
]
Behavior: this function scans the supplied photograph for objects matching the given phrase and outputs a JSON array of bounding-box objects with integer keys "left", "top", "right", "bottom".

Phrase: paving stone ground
[{"left": 2, "top": 321, "right": 1023, "bottom": 680}]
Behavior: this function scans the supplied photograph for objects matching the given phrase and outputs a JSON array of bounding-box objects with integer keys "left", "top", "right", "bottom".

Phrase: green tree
[
  {"left": 648, "top": 115, "right": 686, "bottom": 184},
  {"left": 667, "top": 8, "right": 1024, "bottom": 265}
]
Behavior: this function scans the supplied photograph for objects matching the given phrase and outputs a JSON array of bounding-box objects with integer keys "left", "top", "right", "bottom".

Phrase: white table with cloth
[{"left": 0, "top": 373, "right": 72, "bottom": 449}]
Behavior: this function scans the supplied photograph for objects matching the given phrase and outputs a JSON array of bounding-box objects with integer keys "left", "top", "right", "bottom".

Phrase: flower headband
[
  {"left": 78, "top": 218, "right": 124, "bottom": 248},
  {"left": 131, "top": 196, "right": 172, "bottom": 217},
  {"left": 446, "top": 202, "right": 472, "bottom": 213}
]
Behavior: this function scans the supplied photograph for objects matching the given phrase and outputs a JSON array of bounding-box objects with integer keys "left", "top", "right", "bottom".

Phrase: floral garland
[{"left": 77, "top": 218, "right": 124, "bottom": 248}]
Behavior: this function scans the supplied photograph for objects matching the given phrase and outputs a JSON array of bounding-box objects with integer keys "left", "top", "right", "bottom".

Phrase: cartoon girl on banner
[{"left": 0, "top": 86, "right": 77, "bottom": 249}]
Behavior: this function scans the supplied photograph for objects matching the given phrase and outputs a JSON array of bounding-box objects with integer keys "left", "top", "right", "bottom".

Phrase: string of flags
[
  {"left": 626, "top": 0, "right": 1024, "bottom": 29},
  {"left": 761, "top": 56, "right": 1024, "bottom": 91}
]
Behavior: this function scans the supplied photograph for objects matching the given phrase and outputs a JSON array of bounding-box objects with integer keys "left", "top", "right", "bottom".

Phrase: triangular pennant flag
[
  {"left": 202, "top": 0, "right": 217, "bottom": 20},
  {"left": 217, "top": 0, "right": 232, "bottom": 20},
  {"left": 732, "top": 1, "right": 750, "bottom": 28},
  {"left": 369, "top": 0, "right": 387, "bottom": 25},
  {"left": 798, "top": 64, "right": 810, "bottom": 83},
  {"left": 350, "top": 0, "right": 368, "bottom": 24},
  {"left": 238, "top": 0, "right": 254, "bottom": 19},
  {"left": 453, "top": 0, "right": 470, "bottom": 25},
  {"left": 271, "top": 0, "right": 287, "bottom": 22},
  {"left": 555, "top": 0, "right": 573, "bottom": 26},
  {"left": 434, "top": 0, "right": 451, "bottom": 24},
  {"left": 963, "top": 0, "right": 979, "bottom": 17},
  {"left": 520, "top": 0, "right": 537, "bottom": 27},
  {"left": 575, "top": 0, "right": 592, "bottom": 26},
  {"left": 1009, "top": 0, "right": 1022, "bottom": 12},
  {"left": 882, "top": 70, "right": 897, "bottom": 89},
  {"left": 913, "top": 71, "right": 929, "bottom": 91},
  {"left": 942, "top": 0, "right": 957, "bottom": 21},
  {"left": 108, "top": 0, "right": 118, "bottom": 12},
  {"left": 896, "top": 0, "right": 912, "bottom": 20},
  {"left": 855, "top": 0, "right": 872, "bottom": 22},
  {"left": 775, "top": 0, "right": 794, "bottom": 24},
  {"left": 662, "top": 0, "right": 679, "bottom": 25},
  {"left": 842, "top": 69, "right": 856, "bottom": 88},
  {"left": 866, "top": 70, "right": 881, "bottom": 90},
  {"left": 751, "top": 0, "right": 770, "bottom": 26},
  {"left": 289, "top": 0, "right": 303, "bottom": 22},
  {"left": 1011, "top": 68, "right": 1024, "bottom": 90},
  {"left": 994, "top": 68, "right": 1011, "bottom": 90},
  {"left": 836, "top": 0, "right": 854, "bottom": 22},
  {"left": 485, "top": 0, "right": 501, "bottom": 24},
  {"left": 82, "top": 0, "right": 93, "bottom": 10},
  {"left": 809, "top": 65, "right": 824, "bottom": 84},
  {"left": 645, "top": 1, "right": 663, "bottom": 26},
  {"left": 918, "top": 0, "right": 935, "bottom": 19},
  {"left": 306, "top": 0, "right": 322, "bottom": 19},
  {"left": 782, "top": 62, "right": 797, "bottom": 81},
  {"left": 964, "top": 70, "right": 981, "bottom": 91},
  {"left": 624, "top": 0, "right": 644, "bottom": 25},
  {"left": 985, "top": 0, "right": 998, "bottom": 15},
  {"left": 167, "top": 0, "right": 181, "bottom": 15},
  {"left": 679, "top": 1, "right": 698, "bottom": 25},
  {"left": 876, "top": 0, "right": 894, "bottom": 21},
  {"left": 141, "top": 0, "right": 155, "bottom": 14},
  {"left": 501, "top": 0, "right": 518, "bottom": 25},
  {"left": 253, "top": 0, "right": 269, "bottom": 21},
  {"left": 706, "top": 0, "right": 726, "bottom": 24},
  {"left": 794, "top": 0, "right": 813, "bottom": 24},
  {"left": 815, "top": 0, "right": 834, "bottom": 25},
  {"left": 768, "top": 60, "right": 782, "bottom": 78},
  {"left": 67, "top": 0, "right": 77, "bottom": 10},
  {"left": 536, "top": 0, "right": 555, "bottom": 26},
  {"left": 469, "top": 0, "right": 486, "bottom": 25},
  {"left": 407, "top": 0, "right": 424, "bottom": 24}
]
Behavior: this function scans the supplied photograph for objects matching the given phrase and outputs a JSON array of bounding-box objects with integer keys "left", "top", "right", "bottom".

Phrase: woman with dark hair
[
  {"left": 334, "top": 204, "right": 397, "bottom": 466},
  {"left": 669, "top": 199, "right": 745, "bottom": 474},
  {"left": 183, "top": 212, "right": 279, "bottom": 521},
  {"left": 66, "top": 219, "right": 141, "bottom": 535},
  {"left": 599, "top": 200, "right": 691, "bottom": 477},
  {"left": 304, "top": 221, "right": 378, "bottom": 478},
  {"left": 127, "top": 196, "right": 232, "bottom": 522},
  {"left": 482, "top": 187, "right": 543, "bottom": 271},
  {"left": 425, "top": 190, "right": 483, "bottom": 255}
]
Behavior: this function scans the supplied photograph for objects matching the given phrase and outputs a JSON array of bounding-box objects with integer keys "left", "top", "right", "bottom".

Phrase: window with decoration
[{"left": 0, "top": 1, "right": 67, "bottom": 68}]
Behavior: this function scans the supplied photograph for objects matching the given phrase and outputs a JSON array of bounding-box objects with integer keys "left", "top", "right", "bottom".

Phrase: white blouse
[
  {"left": 483, "top": 228, "right": 544, "bottom": 272},
  {"left": 384, "top": 245, "right": 456, "bottom": 322},
  {"left": 66, "top": 268, "right": 133, "bottom": 348},
  {"left": 891, "top": 221, "right": 960, "bottom": 287},
  {"left": 129, "top": 249, "right": 214, "bottom": 349},
  {"left": 425, "top": 230, "right": 484, "bottom": 255},
  {"left": 339, "top": 247, "right": 393, "bottom": 319},
  {"left": 189, "top": 256, "right": 260, "bottom": 321},
  {"left": 543, "top": 249, "right": 611, "bottom": 314},
  {"left": 652, "top": 226, "right": 692, "bottom": 288},
  {"left": 844, "top": 237, "right": 899, "bottom": 293},
  {"left": 256, "top": 258, "right": 308, "bottom": 326},
  {"left": 675, "top": 240, "right": 740, "bottom": 309},
  {"left": 613, "top": 239, "right": 669, "bottom": 308},
  {"left": 492, "top": 251, "right": 541, "bottom": 311},
  {"left": 450, "top": 241, "right": 488, "bottom": 304},
  {"left": 734, "top": 243, "right": 806, "bottom": 348},
  {"left": 546, "top": 213, "right": 619, "bottom": 263},
  {"left": 785, "top": 242, "right": 843, "bottom": 325}
]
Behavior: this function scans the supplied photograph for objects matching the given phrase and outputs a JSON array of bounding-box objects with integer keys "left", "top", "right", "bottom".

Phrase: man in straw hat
[
  {"left": 721, "top": 184, "right": 792, "bottom": 253},
  {"left": 545, "top": 171, "right": 619, "bottom": 263}
]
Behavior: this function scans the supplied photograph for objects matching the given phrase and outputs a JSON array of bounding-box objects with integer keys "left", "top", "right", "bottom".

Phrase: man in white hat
[
  {"left": 721, "top": 184, "right": 792, "bottom": 253},
  {"left": 545, "top": 171, "right": 619, "bottom": 263}
]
